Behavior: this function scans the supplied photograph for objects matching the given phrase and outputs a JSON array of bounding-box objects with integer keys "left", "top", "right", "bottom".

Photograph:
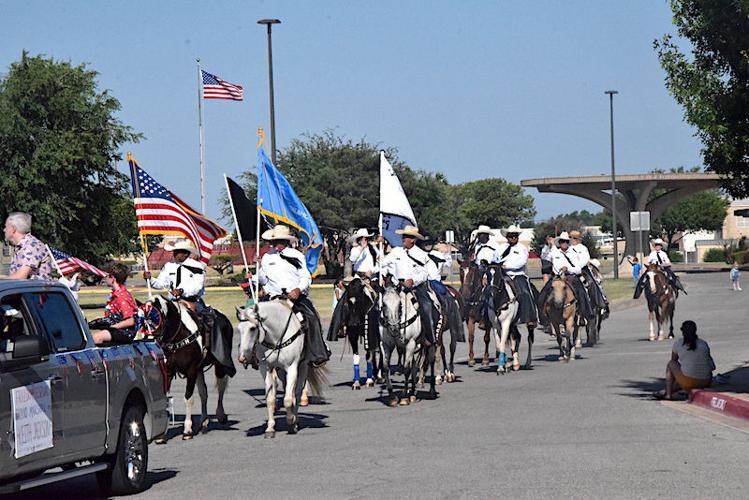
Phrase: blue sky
[{"left": 2, "top": 0, "right": 700, "bottom": 222}]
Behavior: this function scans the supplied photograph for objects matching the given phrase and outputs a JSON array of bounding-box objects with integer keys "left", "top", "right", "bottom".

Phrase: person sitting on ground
[
  {"left": 654, "top": 320, "right": 715, "bottom": 400},
  {"left": 90, "top": 263, "right": 139, "bottom": 345},
  {"left": 3, "top": 212, "right": 53, "bottom": 280}
]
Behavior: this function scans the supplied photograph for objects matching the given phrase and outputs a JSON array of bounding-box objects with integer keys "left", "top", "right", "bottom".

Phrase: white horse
[
  {"left": 237, "top": 300, "right": 326, "bottom": 438},
  {"left": 484, "top": 268, "right": 520, "bottom": 374}
]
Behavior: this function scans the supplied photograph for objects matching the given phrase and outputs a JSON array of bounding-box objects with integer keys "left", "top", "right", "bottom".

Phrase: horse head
[
  {"left": 550, "top": 275, "right": 571, "bottom": 308},
  {"left": 236, "top": 305, "right": 261, "bottom": 367},
  {"left": 147, "top": 295, "right": 178, "bottom": 339}
]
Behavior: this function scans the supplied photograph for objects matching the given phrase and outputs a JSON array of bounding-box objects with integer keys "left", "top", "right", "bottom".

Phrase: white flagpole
[
  {"left": 197, "top": 58, "right": 207, "bottom": 215},
  {"left": 140, "top": 236, "right": 153, "bottom": 299},
  {"left": 45, "top": 245, "right": 65, "bottom": 277},
  {"left": 224, "top": 174, "right": 256, "bottom": 303},
  {"left": 255, "top": 195, "right": 262, "bottom": 300}
]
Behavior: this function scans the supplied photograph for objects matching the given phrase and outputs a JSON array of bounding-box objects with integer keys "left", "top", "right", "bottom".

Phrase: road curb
[{"left": 689, "top": 389, "right": 749, "bottom": 421}]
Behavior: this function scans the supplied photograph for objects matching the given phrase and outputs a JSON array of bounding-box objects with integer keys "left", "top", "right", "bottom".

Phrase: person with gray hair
[{"left": 3, "top": 212, "right": 53, "bottom": 280}]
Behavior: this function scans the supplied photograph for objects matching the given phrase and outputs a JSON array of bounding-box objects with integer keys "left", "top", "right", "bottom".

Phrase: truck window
[
  {"left": 23, "top": 292, "right": 85, "bottom": 353},
  {"left": 0, "top": 294, "right": 42, "bottom": 358}
]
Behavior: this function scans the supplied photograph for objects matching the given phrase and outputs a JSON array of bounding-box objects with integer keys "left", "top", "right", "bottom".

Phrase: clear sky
[{"left": 2, "top": 0, "right": 701, "bottom": 223}]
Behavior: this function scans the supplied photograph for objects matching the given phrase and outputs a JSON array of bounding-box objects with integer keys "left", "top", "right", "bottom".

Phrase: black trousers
[
  {"left": 511, "top": 275, "right": 539, "bottom": 325},
  {"left": 412, "top": 284, "right": 436, "bottom": 344},
  {"left": 294, "top": 296, "right": 331, "bottom": 364}
]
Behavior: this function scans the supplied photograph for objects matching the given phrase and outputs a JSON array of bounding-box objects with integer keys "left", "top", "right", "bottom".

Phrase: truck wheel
[{"left": 97, "top": 405, "right": 149, "bottom": 495}]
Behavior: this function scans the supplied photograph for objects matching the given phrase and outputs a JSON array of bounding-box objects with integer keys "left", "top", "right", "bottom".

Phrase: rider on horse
[
  {"left": 570, "top": 230, "right": 609, "bottom": 317},
  {"left": 496, "top": 225, "right": 538, "bottom": 328},
  {"left": 253, "top": 224, "right": 331, "bottom": 367},
  {"left": 349, "top": 228, "right": 379, "bottom": 281},
  {"left": 635, "top": 238, "right": 686, "bottom": 297},
  {"left": 536, "top": 232, "right": 595, "bottom": 325},
  {"left": 381, "top": 225, "right": 436, "bottom": 346},
  {"left": 472, "top": 225, "right": 500, "bottom": 273}
]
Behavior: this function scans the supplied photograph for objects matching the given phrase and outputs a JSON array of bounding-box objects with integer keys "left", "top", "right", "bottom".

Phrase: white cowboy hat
[
  {"left": 475, "top": 225, "right": 493, "bottom": 235},
  {"left": 261, "top": 224, "right": 298, "bottom": 242},
  {"left": 395, "top": 225, "right": 425, "bottom": 240},
  {"left": 651, "top": 238, "right": 666, "bottom": 246},
  {"left": 569, "top": 230, "right": 582, "bottom": 239},
  {"left": 589, "top": 258, "right": 601, "bottom": 269},
  {"left": 164, "top": 238, "right": 197, "bottom": 255},
  {"left": 352, "top": 228, "right": 375, "bottom": 241},
  {"left": 556, "top": 231, "right": 571, "bottom": 243},
  {"left": 501, "top": 224, "right": 522, "bottom": 236}
]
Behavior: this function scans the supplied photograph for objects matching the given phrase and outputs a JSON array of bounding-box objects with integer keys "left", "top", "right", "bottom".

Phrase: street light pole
[
  {"left": 605, "top": 90, "right": 619, "bottom": 279},
  {"left": 258, "top": 18, "right": 281, "bottom": 164}
]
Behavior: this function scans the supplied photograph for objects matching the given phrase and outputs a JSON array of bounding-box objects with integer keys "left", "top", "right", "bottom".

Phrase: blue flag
[{"left": 257, "top": 148, "right": 323, "bottom": 275}]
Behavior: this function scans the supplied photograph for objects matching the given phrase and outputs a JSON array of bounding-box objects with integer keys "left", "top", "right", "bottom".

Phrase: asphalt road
[{"left": 18, "top": 272, "right": 749, "bottom": 499}]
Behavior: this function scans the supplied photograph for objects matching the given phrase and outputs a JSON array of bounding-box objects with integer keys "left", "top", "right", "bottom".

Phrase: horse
[
  {"left": 433, "top": 286, "right": 465, "bottom": 383},
  {"left": 237, "top": 300, "right": 327, "bottom": 438},
  {"left": 458, "top": 261, "right": 493, "bottom": 367},
  {"left": 543, "top": 274, "right": 579, "bottom": 362},
  {"left": 581, "top": 264, "right": 607, "bottom": 347},
  {"left": 482, "top": 266, "right": 523, "bottom": 374},
  {"left": 327, "top": 277, "right": 382, "bottom": 389},
  {"left": 149, "top": 296, "right": 234, "bottom": 440},
  {"left": 642, "top": 263, "right": 676, "bottom": 341},
  {"left": 379, "top": 284, "right": 436, "bottom": 406}
]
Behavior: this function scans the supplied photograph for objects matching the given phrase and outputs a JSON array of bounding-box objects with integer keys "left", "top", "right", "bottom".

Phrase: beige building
[{"left": 722, "top": 198, "right": 749, "bottom": 240}]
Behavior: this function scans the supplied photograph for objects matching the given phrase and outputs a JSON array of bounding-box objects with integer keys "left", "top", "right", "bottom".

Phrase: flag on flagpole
[
  {"left": 129, "top": 155, "right": 228, "bottom": 263},
  {"left": 49, "top": 248, "right": 107, "bottom": 277},
  {"left": 201, "top": 70, "right": 244, "bottom": 101},
  {"left": 256, "top": 148, "right": 323, "bottom": 275},
  {"left": 225, "top": 176, "right": 260, "bottom": 240},
  {"left": 379, "top": 151, "right": 417, "bottom": 247}
]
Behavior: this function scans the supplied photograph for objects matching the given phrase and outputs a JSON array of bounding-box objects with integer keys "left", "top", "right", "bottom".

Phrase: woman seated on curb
[
  {"left": 89, "top": 263, "right": 138, "bottom": 345},
  {"left": 654, "top": 320, "right": 715, "bottom": 400}
]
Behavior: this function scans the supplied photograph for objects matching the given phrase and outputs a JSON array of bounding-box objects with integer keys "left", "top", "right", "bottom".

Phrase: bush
[
  {"left": 733, "top": 250, "right": 748, "bottom": 265},
  {"left": 668, "top": 251, "right": 684, "bottom": 263},
  {"left": 703, "top": 248, "right": 726, "bottom": 262}
]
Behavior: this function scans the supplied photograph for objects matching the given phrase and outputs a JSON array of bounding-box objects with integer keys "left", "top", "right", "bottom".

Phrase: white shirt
[
  {"left": 474, "top": 240, "right": 500, "bottom": 264},
  {"left": 150, "top": 258, "right": 206, "bottom": 299},
  {"left": 647, "top": 250, "right": 671, "bottom": 267},
  {"left": 540, "top": 244, "right": 554, "bottom": 262},
  {"left": 550, "top": 247, "right": 582, "bottom": 275},
  {"left": 350, "top": 245, "right": 379, "bottom": 275},
  {"left": 425, "top": 253, "right": 443, "bottom": 281},
  {"left": 571, "top": 243, "right": 590, "bottom": 268},
  {"left": 258, "top": 247, "right": 312, "bottom": 297},
  {"left": 381, "top": 246, "right": 429, "bottom": 286},
  {"left": 496, "top": 243, "right": 529, "bottom": 277}
]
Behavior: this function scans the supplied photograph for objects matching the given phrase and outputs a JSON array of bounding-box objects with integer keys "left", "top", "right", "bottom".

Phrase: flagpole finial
[
  {"left": 257, "top": 128, "right": 266, "bottom": 149},
  {"left": 127, "top": 152, "right": 133, "bottom": 162}
]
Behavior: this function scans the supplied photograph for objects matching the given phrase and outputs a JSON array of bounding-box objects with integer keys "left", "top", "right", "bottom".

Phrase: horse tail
[{"left": 306, "top": 364, "right": 330, "bottom": 397}]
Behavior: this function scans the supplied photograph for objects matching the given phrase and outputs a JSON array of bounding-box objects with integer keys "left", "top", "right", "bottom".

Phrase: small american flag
[
  {"left": 49, "top": 248, "right": 107, "bottom": 277},
  {"left": 201, "top": 70, "right": 243, "bottom": 101},
  {"left": 129, "top": 157, "right": 228, "bottom": 263}
]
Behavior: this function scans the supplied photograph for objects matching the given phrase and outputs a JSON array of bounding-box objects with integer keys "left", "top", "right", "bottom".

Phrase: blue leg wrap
[
  {"left": 366, "top": 362, "right": 373, "bottom": 379},
  {"left": 498, "top": 352, "right": 507, "bottom": 367},
  {"left": 353, "top": 364, "right": 361, "bottom": 382}
]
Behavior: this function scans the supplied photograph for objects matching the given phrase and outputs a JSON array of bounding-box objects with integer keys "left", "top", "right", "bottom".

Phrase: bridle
[
  {"left": 239, "top": 302, "right": 302, "bottom": 362},
  {"left": 550, "top": 275, "right": 576, "bottom": 310},
  {"left": 151, "top": 300, "right": 201, "bottom": 354},
  {"left": 379, "top": 286, "right": 419, "bottom": 344}
]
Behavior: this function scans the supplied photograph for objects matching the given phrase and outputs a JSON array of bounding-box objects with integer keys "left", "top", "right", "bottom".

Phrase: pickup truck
[{"left": 0, "top": 280, "right": 169, "bottom": 495}]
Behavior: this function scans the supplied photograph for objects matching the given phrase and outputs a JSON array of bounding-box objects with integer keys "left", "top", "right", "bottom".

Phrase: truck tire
[{"left": 97, "top": 405, "right": 149, "bottom": 495}]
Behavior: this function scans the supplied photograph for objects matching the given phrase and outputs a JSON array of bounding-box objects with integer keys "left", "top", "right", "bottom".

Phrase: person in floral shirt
[
  {"left": 4, "top": 212, "right": 53, "bottom": 280},
  {"left": 90, "top": 263, "right": 139, "bottom": 345}
]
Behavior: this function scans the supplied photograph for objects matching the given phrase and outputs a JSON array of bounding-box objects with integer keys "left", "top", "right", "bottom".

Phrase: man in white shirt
[
  {"left": 472, "top": 225, "right": 500, "bottom": 267},
  {"left": 570, "top": 230, "right": 608, "bottom": 313},
  {"left": 349, "top": 228, "right": 379, "bottom": 278},
  {"left": 496, "top": 225, "right": 537, "bottom": 327},
  {"left": 254, "top": 224, "right": 329, "bottom": 366},
  {"left": 381, "top": 225, "right": 435, "bottom": 345},
  {"left": 636, "top": 238, "right": 685, "bottom": 295},
  {"left": 144, "top": 239, "right": 206, "bottom": 310}
]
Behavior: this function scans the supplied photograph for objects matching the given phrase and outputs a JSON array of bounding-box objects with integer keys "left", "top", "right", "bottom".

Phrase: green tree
[
  {"left": 0, "top": 52, "right": 140, "bottom": 262},
  {"left": 650, "top": 189, "right": 729, "bottom": 245},
  {"left": 655, "top": 1, "right": 749, "bottom": 197}
]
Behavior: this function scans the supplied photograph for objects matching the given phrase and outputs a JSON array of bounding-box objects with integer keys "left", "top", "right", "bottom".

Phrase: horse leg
[
  {"left": 382, "top": 343, "right": 397, "bottom": 407},
  {"left": 183, "top": 374, "right": 197, "bottom": 439},
  {"left": 524, "top": 324, "right": 534, "bottom": 369},
  {"left": 668, "top": 302, "right": 675, "bottom": 339},
  {"left": 428, "top": 344, "right": 437, "bottom": 399},
  {"left": 553, "top": 320, "right": 565, "bottom": 361},
  {"left": 511, "top": 324, "right": 521, "bottom": 371},
  {"left": 448, "top": 325, "right": 457, "bottom": 382},
  {"left": 215, "top": 371, "right": 229, "bottom": 425},
  {"left": 284, "top": 363, "right": 300, "bottom": 434},
  {"left": 434, "top": 333, "right": 445, "bottom": 385},
  {"left": 401, "top": 341, "right": 417, "bottom": 405},
  {"left": 656, "top": 305, "right": 664, "bottom": 341},
  {"left": 264, "top": 368, "right": 278, "bottom": 438},
  {"left": 467, "top": 318, "right": 476, "bottom": 367},
  {"left": 482, "top": 326, "right": 491, "bottom": 367},
  {"left": 349, "top": 330, "right": 361, "bottom": 390},
  {"left": 196, "top": 371, "right": 209, "bottom": 434},
  {"left": 648, "top": 309, "right": 656, "bottom": 341}
]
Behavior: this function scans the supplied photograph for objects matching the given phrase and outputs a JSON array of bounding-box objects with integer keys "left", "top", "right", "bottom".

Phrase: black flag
[{"left": 225, "top": 176, "right": 258, "bottom": 241}]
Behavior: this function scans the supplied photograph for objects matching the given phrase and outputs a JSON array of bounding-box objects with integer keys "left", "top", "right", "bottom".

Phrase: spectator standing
[
  {"left": 628, "top": 256, "right": 642, "bottom": 287},
  {"left": 3, "top": 212, "right": 53, "bottom": 280},
  {"left": 730, "top": 262, "right": 741, "bottom": 291}
]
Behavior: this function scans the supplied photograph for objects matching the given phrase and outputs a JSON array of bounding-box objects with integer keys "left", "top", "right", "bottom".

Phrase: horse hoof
[
  {"left": 300, "top": 396, "right": 309, "bottom": 407},
  {"left": 481, "top": 358, "right": 490, "bottom": 367},
  {"left": 512, "top": 363, "right": 520, "bottom": 371},
  {"left": 668, "top": 334, "right": 674, "bottom": 339},
  {"left": 217, "top": 414, "right": 228, "bottom": 425},
  {"left": 182, "top": 432, "right": 194, "bottom": 440},
  {"left": 200, "top": 423, "right": 209, "bottom": 434},
  {"left": 435, "top": 376, "right": 443, "bottom": 385},
  {"left": 575, "top": 342, "right": 582, "bottom": 349},
  {"left": 388, "top": 399, "right": 398, "bottom": 407},
  {"left": 352, "top": 380, "right": 361, "bottom": 390},
  {"left": 365, "top": 378, "right": 375, "bottom": 387},
  {"left": 376, "top": 377, "right": 385, "bottom": 384},
  {"left": 409, "top": 395, "right": 417, "bottom": 403},
  {"left": 468, "top": 358, "right": 475, "bottom": 367},
  {"left": 399, "top": 398, "right": 410, "bottom": 406},
  {"left": 657, "top": 335, "right": 665, "bottom": 341},
  {"left": 648, "top": 335, "right": 656, "bottom": 342},
  {"left": 288, "top": 424, "right": 298, "bottom": 435},
  {"left": 264, "top": 431, "right": 276, "bottom": 439},
  {"left": 418, "top": 382, "right": 425, "bottom": 389},
  {"left": 155, "top": 438, "right": 167, "bottom": 445}
]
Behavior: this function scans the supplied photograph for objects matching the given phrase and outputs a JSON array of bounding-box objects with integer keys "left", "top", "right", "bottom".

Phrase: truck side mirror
[{"left": 12, "top": 336, "right": 48, "bottom": 364}]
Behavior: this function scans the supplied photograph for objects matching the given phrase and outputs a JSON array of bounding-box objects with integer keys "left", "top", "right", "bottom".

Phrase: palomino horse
[
  {"left": 149, "top": 296, "right": 234, "bottom": 440},
  {"left": 237, "top": 301, "right": 327, "bottom": 437},
  {"left": 543, "top": 275, "right": 579, "bottom": 362},
  {"left": 458, "top": 261, "right": 492, "bottom": 367},
  {"left": 482, "top": 266, "right": 523, "bottom": 374},
  {"left": 642, "top": 263, "right": 676, "bottom": 341},
  {"left": 379, "top": 284, "right": 437, "bottom": 406},
  {"left": 327, "top": 277, "right": 382, "bottom": 389}
]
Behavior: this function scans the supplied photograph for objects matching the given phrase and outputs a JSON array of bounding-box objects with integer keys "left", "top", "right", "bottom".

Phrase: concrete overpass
[{"left": 521, "top": 172, "right": 722, "bottom": 258}]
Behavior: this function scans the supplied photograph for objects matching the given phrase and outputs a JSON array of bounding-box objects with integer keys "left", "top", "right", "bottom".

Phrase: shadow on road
[
  {"left": 614, "top": 377, "right": 664, "bottom": 399},
  {"left": 244, "top": 411, "right": 329, "bottom": 437}
]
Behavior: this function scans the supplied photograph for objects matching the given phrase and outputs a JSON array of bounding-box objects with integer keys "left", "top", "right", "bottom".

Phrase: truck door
[
  {"left": 0, "top": 293, "right": 64, "bottom": 478},
  {"left": 23, "top": 291, "right": 108, "bottom": 458}
]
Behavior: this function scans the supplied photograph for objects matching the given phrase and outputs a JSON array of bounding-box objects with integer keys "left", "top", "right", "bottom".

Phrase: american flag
[
  {"left": 201, "top": 70, "right": 243, "bottom": 101},
  {"left": 129, "top": 157, "right": 228, "bottom": 263},
  {"left": 49, "top": 248, "right": 107, "bottom": 277}
]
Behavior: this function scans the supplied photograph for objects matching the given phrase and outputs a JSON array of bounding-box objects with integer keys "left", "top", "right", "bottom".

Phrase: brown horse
[
  {"left": 459, "top": 261, "right": 492, "bottom": 367},
  {"left": 544, "top": 275, "right": 579, "bottom": 362},
  {"left": 643, "top": 263, "right": 676, "bottom": 341}
]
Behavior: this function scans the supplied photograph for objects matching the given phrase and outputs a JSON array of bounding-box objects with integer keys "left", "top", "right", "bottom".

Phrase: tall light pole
[
  {"left": 258, "top": 18, "right": 281, "bottom": 164},
  {"left": 605, "top": 90, "right": 619, "bottom": 279}
]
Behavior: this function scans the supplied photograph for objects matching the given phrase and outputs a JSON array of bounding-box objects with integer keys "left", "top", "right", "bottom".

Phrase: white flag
[{"left": 379, "top": 151, "right": 417, "bottom": 246}]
